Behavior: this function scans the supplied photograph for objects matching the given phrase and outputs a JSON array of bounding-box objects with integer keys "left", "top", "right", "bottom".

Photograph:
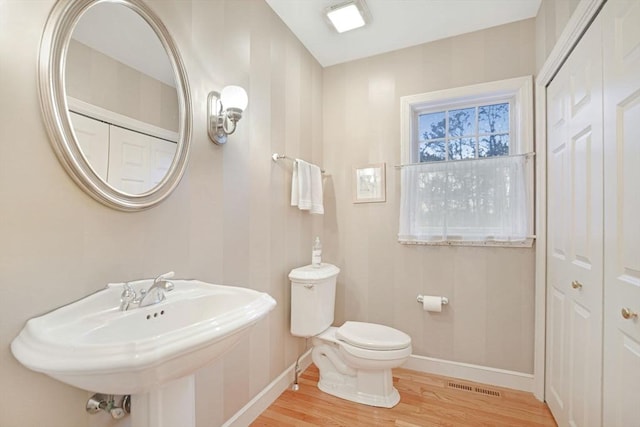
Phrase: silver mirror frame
[{"left": 39, "top": 0, "right": 192, "bottom": 211}]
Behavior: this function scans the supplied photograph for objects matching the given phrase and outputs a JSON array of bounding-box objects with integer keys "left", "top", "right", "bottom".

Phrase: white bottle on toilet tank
[{"left": 312, "top": 236, "right": 322, "bottom": 267}]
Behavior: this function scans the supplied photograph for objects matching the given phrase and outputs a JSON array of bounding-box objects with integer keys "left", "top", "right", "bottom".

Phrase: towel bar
[{"left": 272, "top": 153, "right": 326, "bottom": 174}]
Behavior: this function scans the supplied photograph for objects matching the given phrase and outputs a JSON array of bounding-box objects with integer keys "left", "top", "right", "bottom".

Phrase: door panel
[
  {"left": 546, "top": 12, "right": 603, "bottom": 427},
  {"left": 108, "top": 126, "right": 176, "bottom": 194},
  {"left": 610, "top": 333, "right": 640, "bottom": 426},
  {"left": 603, "top": 1, "right": 640, "bottom": 425},
  {"left": 109, "top": 126, "right": 151, "bottom": 194},
  {"left": 546, "top": 79, "right": 570, "bottom": 420},
  {"left": 568, "top": 301, "right": 591, "bottom": 427},
  {"left": 149, "top": 140, "right": 176, "bottom": 187},
  {"left": 69, "top": 112, "right": 109, "bottom": 180},
  {"left": 548, "top": 287, "right": 566, "bottom": 411},
  {"left": 570, "top": 127, "right": 593, "bottom": 269}
]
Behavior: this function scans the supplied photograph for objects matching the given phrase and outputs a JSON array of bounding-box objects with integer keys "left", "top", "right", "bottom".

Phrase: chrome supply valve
[
  {"left": 86, "top": 393, "right": 109, "bottom": 414},
  {"left": 86, "top": 394, "right": 130, "bottom": 419},
  {"left": 110, "top": 407, "right": 126, "bottom": 419}
]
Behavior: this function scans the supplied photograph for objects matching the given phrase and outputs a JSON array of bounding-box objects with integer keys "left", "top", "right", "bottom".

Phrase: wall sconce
[{"left": 207, "top": 85, "right": 248, "bottom": 145}]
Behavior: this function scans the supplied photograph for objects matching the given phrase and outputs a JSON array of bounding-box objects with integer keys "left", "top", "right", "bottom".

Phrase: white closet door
[
  {"left": 68, "top": 112, "right": 109, "bottom": 181},
  {"left": 108, "top": 126, "right": 154, "bottom": 194},
  {"left": 148, "top": 138, "right": 177, "bottom": 188},
  {"left": 546, "top": 13, "right": 603, "bottom": 427},
  {"left": 602, "top": 1, "right": 640, "bottom": 425},
  {"left": 108, "top": 126, "right": 177, "bottom": 194}
]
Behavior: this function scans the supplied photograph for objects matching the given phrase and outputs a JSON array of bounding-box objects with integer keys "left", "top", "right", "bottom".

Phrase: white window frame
[{"left": 400, "top": 76, "right": 535, "bottom": 247}]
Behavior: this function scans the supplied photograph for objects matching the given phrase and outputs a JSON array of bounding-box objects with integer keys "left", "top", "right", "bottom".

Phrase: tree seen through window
[{"left": 418, "top": 102, "right": 510, "bottom": 162}]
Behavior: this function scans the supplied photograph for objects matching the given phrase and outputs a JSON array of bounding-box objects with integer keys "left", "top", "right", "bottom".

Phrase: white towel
[
  {"left": 291, "top": 161, "right": 300, "bottom": 207},
  {"left": 291, "top": 159, "right": 324, "bottom": 215},
  {"left": 308, "top": 162, "right": 324, "bottom": 214}
]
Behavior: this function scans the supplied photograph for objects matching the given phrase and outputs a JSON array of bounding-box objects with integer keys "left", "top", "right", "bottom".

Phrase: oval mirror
[{"left": 39, "top": 0, "right": 192, "bottom": 211}]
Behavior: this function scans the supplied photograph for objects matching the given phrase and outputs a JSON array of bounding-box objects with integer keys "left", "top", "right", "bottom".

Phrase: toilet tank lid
[
  {"left": 289, "top": 263, "right": 340, "bottom": 281},
  {"left": 336, "top": 321, "right": 411, "bottom": 350}
]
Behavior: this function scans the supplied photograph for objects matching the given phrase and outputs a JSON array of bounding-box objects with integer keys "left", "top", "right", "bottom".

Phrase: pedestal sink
[{"left": 11, "top": 278, "right": 277, "bottom": 427}]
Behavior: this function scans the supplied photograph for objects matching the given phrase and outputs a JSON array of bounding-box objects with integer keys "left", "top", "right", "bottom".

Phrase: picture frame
[{"left": 353, "top": 163, "right": 386, "bottom": 203}]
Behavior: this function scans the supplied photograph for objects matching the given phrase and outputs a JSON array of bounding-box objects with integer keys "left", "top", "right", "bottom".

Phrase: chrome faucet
[
  {"left": 119, "top": 271, "right": 175, "bottom": 311},
  {"left": 139, "top": 271, "right": 175, "bottom": 307}
]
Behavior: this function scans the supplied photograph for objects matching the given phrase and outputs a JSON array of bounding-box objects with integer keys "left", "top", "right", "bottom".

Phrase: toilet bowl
[
  {"left": 312, "top": 322, "right": 411, "bottom": 407},
  {"left": 289, "top": 264, "right": 412, "bottom": 408}
]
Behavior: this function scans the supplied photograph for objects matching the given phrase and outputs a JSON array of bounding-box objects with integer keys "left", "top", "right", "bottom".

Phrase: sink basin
[{"left": 11, "top": 279, "right": 276, "bottom": 394}]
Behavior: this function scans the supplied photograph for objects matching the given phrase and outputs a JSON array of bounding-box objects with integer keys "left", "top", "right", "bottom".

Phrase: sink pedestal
[{"left": 130, "top": 375, "right": 196, "bottom": 427}]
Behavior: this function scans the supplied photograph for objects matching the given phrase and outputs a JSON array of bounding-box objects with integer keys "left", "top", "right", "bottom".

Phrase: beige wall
[
  {"left": 0, "top": 1, "right": 555, "bottom": 425},
  {"left": 66, "top": 39, "right": 180, "bottom": 132},
  {"left": 0, "top": 1, "right": 322, "bottom": 426},
  {"left": 535, "top": 0, "right": 581, "bottom": 72},
  {"left": 322, "top": 19, "right": 537, "bottom": 374}
]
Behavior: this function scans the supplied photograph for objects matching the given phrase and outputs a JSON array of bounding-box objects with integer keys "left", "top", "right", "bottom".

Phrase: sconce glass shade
[
  {"left": 207, "top": 85, "right": 248, "bottom": 145},
  {"left": 220, "top": 85, "right": 248, "bottom": 111}
]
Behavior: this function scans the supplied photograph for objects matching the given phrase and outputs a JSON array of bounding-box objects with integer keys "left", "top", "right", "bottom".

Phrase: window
[
  {"left": 399, "top": 76, "right": 534, "bottom": 246},
  {"left": 418, "top": 101, "right": 511, "bottom": 162}
]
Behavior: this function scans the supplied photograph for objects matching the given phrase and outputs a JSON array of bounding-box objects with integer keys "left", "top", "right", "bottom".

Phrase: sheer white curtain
[{"left": 398, "top": 155, "right": 529, "bottom": 244}]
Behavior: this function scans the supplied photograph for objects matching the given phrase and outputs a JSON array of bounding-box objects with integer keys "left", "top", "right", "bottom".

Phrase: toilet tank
[{"left": 289, "top": 263, "right": 340, "bottom": 337}]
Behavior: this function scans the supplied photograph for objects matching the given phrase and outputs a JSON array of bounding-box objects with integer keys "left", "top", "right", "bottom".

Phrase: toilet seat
[
  {"left": 336, "top": 321, "right": 411, "bottom": 351},
  {"left": 339, "top": 339, "right": 412, "bottom": 361},
  {"left": 314, "top": 325, "right": 412, "bottom": 363},
  {"left": 314, "top": 322, "right": 413, "bottom": 362}
]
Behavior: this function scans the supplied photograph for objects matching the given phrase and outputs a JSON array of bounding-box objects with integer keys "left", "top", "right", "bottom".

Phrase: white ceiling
[{"left": 265, "top": 0, "right": 542, "bottom": 67}]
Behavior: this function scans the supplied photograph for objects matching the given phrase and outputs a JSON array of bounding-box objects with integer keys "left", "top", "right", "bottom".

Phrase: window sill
[{"left": 398, "top": 237, "right": 535, "bottom": 248}]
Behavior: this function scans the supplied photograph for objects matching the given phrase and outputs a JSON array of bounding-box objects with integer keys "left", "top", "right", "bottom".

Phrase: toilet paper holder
[{"left": 417, "top": 295, "right": 449, "bottom": 305}]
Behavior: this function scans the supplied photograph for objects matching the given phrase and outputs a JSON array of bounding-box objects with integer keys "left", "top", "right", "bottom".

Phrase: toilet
[{"left": 290, "top": 263, "right": 412, "bottom": 408}]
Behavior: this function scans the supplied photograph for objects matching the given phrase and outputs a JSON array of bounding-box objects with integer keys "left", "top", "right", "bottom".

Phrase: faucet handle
[
  {"left": 154, "top": 271, "right": 175, "bottom": 284},
  {"left": 119, "top": 283, "right": 137, "bottom": 311},
  {"left": 121, "top": 283, "right": 135, "bottom": 299}
]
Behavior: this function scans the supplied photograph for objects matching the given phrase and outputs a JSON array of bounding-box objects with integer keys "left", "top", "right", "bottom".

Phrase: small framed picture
[{"left": 353, "top": 163, "right": 386, "bottom": 203}]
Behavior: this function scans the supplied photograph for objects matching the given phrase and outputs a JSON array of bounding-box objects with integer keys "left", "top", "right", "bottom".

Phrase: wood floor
[{"left": 251, "top": 365, "right": 557, "bottom": 426}]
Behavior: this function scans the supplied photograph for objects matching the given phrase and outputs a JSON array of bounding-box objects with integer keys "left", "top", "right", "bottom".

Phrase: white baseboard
[
  {"left": 403, "top": 354, "right": 534, "bottom": 393},
  {"left": 222, "top": 349, "right": 313, "bottom": 427}
]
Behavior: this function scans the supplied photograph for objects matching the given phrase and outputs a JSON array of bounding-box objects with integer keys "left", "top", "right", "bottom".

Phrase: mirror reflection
[{"left": 65, "top": 2, "right": 179, "bottom": 194}]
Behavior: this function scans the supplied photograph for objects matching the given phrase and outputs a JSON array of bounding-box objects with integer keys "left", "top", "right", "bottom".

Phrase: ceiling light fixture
[{"left": 325, "top": 0, "right": 368, "bottom": 34}]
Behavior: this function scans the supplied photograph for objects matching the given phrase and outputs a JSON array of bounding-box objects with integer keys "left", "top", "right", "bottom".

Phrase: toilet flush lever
[{"left": 304, "top": 284, "right": 314, "bottom": 290}]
